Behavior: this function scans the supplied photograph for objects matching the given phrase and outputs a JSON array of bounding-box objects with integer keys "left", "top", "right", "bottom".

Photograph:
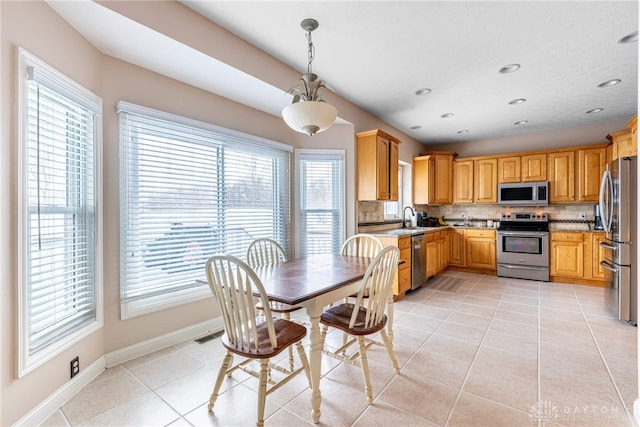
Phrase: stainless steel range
[{"left": 497, "top": 212, "right": 550, "bottom": 281}]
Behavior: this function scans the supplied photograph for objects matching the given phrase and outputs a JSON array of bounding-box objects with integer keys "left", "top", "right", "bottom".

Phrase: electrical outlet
[
  {"left": 70, "top": 356, "right": 79, "bottom": 379},
  {"left": 579, "top": 212, "right": 587, "bottom": 220}
]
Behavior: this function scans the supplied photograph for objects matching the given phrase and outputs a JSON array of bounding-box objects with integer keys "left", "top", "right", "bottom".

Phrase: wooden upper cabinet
[
  {"left": 413, "top": 156, "right": 435, "bottom": 204},
  {"left": 498, "top": 154, "right": 546, "bottom": 183},
  {"left": 413, "top": 153, "right": 453, "bottom": 204},
  {"left": 521, "top": 153, "right": 547, "bottom": 182},
  {"left": 577, "top": 147, "right": 606, "bottom": 202},
  {"left": 498, "top": 156, "right": 521, "bottom": 183},
  {"left": 453, "top": 160, "right": 474, "bottom": 204},
  {"left": 548, "top": 151, "right": 575, "bottom": 203},
  {"left": 474, "top": 158, "right": 498, "bottom": 203},
  {"left": 356, "top": 129, "right": 400, "bottom": 201},
  {"left": 608, "top": 128, "right": 635, "bottom": 160}
]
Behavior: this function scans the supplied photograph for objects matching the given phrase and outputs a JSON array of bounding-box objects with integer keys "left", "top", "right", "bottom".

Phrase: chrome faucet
[{"left": 402, "top": 206, "right": 415, "bottom": 228}]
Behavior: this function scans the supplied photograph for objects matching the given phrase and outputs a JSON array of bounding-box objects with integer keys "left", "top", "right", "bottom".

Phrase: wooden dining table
[{"left": 250, "top": 253, "right": 374, "bottom": 424}]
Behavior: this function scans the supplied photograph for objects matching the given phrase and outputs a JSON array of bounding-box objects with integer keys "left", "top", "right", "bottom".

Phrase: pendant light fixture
[{"left": 282, "top": 18, "right": 337, "bottom": 136}]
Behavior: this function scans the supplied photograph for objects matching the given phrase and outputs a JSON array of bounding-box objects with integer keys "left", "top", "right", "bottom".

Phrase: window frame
[
  {"left": 118, "top": 102, "right": 292, "bottom": 319},
  {"left": 16, "top": 48, "right": 104, "bottom": 377},
  {"left": 294, "top": 149, "right": 345, "bottom": 258}
]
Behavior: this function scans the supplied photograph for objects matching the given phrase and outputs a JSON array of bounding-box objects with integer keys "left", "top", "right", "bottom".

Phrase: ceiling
[{"left": 48, "top": 1, "right": 638, "bottom": 146}]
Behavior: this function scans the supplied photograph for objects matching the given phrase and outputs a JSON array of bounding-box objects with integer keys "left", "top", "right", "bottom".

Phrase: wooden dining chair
[
  {"left": 338, "top": 234, "right": 384, "bottom": 345},
  {"left": 205, "top": 255, "right": 311, "bottom": 427},
  {"left": 247, "top": 238, "right": 303, "bottom": 371},
  {"left": 319, "top": 245, "right": 401, "bottom": 403}
]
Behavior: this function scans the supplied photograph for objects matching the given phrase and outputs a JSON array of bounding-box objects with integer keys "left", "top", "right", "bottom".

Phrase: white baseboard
[
  {"left": 15, "top": 356, "right": 105, "bottom": 427},
  {"left": 15, "top": 317, "right": 224, "bottom": 426},
  {"left": 634, "top": 399, "right": 640, "bottom": 425},
  {"left": 104, "top": 317, "right": 224, "bottom": 367}
]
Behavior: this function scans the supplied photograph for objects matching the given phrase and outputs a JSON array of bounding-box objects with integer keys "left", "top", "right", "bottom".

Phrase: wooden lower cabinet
[
  {"left": 550, "top": 231, "right": 606, "bottom": 285},
  {"left": 426, "top": 233, "right": 438, "bottom": 278},
  {"left": 379, "top": 235, "right": 412, "bottom": 298},
  {"left": 448, "top": 228, "right": 466, "bottom": 266},
  {"left": 464, "top": 229, "right": 496, "bottom": 270}
]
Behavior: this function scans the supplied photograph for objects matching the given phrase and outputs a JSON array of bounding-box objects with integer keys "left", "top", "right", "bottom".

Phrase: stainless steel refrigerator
[{"left": 599, "top": 156, "right": 637, "bottom": 324}]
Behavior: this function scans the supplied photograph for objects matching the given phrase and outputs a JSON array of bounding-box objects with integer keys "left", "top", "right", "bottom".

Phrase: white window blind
[
  {"left": 119, "top": 103, "right": 291, "bottom": 318},
  {"left": 296, "top": 151, "right": 345, "bottom": 257},
  {"left": 18, "top": 49, "right": 102, "bottom": 376}
]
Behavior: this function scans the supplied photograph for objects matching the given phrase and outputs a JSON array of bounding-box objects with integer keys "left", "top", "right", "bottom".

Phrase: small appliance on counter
[
  {"left": 594, "top": 204, "right": 604, "bottom": 230},
  {"left": 416, "top": 211, "right": 428, "bottom": 227}
]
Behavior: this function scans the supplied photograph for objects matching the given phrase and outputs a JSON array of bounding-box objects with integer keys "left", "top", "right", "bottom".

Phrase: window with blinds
[
  {"left": 296, "top": 151, "right": 345, "bottom": 257},
  {"left": 18, "top": 49, "right": 103, "bottom": 376},
  {"left": 118, "top": 102, "right": 291, "bottom": 318}
]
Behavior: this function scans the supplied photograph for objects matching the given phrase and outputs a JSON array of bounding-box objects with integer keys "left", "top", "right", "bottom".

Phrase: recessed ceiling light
[
  {"left": 509, "top": 98, "right": 527, "bottom": 105},
  {"left": 598, "top": 79, "right": 621, "bottom": 88},
  {"left": 586, "top": 108, "right": 604, "bottom": 114},
  {"left": 514, "top": 120, "right": 528, "bottom": 125},
  {"left": 499, "top": 64, "right": 521, "bottom": 73},
  {"left": 415, "top": 88, "right": 432, "bottom": 96},
  {"left": 441, "top": 113, "right": 454, "bottom": 118},
  {"left": 618, "top": 31, "right": 638, "bottom": 44},
  {"left": 457, "top": 129, "right": 469, "bottom": 134},
  {"left": 410, "top": 125, "right": 422, "bottom": 130}
]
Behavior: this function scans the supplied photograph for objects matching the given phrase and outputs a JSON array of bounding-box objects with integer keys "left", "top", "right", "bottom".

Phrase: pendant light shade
[
  {"left": 282, "top": 18, "right": 337, "bottom": 136},
  {"left": 282, "top": 100, "right": 337, "bottom": 136}
]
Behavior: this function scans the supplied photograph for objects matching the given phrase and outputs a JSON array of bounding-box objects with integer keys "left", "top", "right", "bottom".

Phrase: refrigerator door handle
[
  {"left": 599, "top": 168, "right": 613, "bottom": 233},
  {"left": 599, "top": 242, "right": 617, "bottom": 251},
  {"left": 600, "top": 260, "right": 618, "bottom": 273}
]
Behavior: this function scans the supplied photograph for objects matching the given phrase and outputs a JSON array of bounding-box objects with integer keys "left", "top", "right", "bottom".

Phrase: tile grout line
[
  {"left": 569, "top": 284, "right": 635, "bottom": 425},
  {"left": 441, "top": 277, "right": 506, "bottom": 427}
]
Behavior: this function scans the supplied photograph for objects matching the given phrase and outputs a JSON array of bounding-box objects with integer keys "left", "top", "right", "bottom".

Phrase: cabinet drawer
[
  {"left": 398, "top": 237, "right": 411, "bottom": 250},
  {"left": 551, "top": 232, "right": 584, "bottom": 242},
  {"left": 465, "top": 229, "right": 496, "bottom": 238},
  {"left": 399, "top": 247, "right": 411, "bottom": 267}
]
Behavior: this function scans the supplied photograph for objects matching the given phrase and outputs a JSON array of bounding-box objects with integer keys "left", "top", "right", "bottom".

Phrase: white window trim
[
  {"left": 294, "top": 149, "right": 346, "bottom": 259},
  {"left": 16, "top": 48, "right": 103, "bottom": 377},
  {"left": 118, "top": 102, "right": 292, "bottom": 318}
]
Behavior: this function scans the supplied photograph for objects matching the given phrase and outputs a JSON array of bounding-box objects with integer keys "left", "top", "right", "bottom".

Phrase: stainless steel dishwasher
[{"left": 411, "top": 233, "right": 427, "bottom": 290}]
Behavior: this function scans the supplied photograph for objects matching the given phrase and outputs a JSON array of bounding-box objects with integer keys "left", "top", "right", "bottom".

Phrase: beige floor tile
[
  {"left": 481, "top": 329, "right": 537, "bottom": 355},
  {"left": 500, "top": 293, "right": 539, "bottom": 307},
  {"left": 265, "top": 407, "right": 315, "bottom": 426},
  {"left": 125, "top": 350, "right": 205, "bottom": 389},
  {"left": 62, "top": 370, "right": 149, "bottom": 425},
  {"left": 446, "top": 392, "right": 532, "bottom": 427},
  {"left": 405, "top": 304, "right": 452, "bottom": 321},
  {"left": 154, "top": 364, "right": 243, "bottom": 415},
  {"left": 539, "top": 327, "right": 599, "bottom": 353},
  {"left": 403, "top": 349, "right": 473, "bottom": 390},
  {"left": 377, "top": 374, "right": 458, "bottom": 425},
  {"left": 455, "top": 302, "right": 497, "bottom": 318},
  {"left": 423, "top": 333, "right": 480, "bottom": 363},
  {"left": 283, "top": 381, "right": 370, "bottom": 426},
  {"left": 463, "top": 368, "right": 538, "bottom": 412},
  {"left": 76, "top": 391, "right": 180, "bottom": 426},
  {"left": 434, "top": 321, "right": 487, "bottom": 344},
  {"left": 446, "top": 311, "right": 493, "bottom": 330},
  {"left": 185, "top": 382, "right": 281, "bottom": 426},
  {"left": 465, "top": 289, "right": 504, "bottom": 301},
  {"left": 324, "top": 356, "right": 396, "bottom": 399},
  {"left": 472, "top": 346, "right": 537, "bottom": 381},
  {"left": 121, "top": 345, "right": 180, "bottom": 370},
  {"left": 353, "top": 400, "right": 439, "bottom": 426},
  {"left": 421, "top": 296, "right": 461, "bottom": 310},
  {"left": 493, "top": 308, "right": 538, "bottom": 326},
  {"left": 462, "top": 295, "right": 502, "bottom": 309},
  {"left": 165, "top": 417, "right": 193, "bottom": 426},
  {"left": 489, "top": 318, "right": 538, "bottom": 340}
]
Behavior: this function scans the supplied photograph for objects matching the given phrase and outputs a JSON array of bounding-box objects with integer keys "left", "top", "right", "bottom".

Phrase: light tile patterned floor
[{"left": 42, "top": 272, "right": 638, "bottom": 426}]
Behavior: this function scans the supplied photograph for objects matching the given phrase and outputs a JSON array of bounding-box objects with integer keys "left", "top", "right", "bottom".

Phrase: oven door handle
[
  {"left": 599, "top": 260, "right": 618, "bottom": 273},
  {"left": 599, "top": 242, "right": 617, "bottom": 251},
  {"left": 499, "top": 264, "right": 547, "bottom": 271},
  {"left": 498, "top": 231, "right": 548, "bottom": 236}
]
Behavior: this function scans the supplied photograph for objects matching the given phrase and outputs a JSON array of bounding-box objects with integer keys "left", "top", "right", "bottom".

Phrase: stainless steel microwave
[{"left": 498, "top": 181, "right": 549, "bottom": 206}]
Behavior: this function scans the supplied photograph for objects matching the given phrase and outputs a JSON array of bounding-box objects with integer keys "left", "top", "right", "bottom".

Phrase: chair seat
[
  {"left": 255, "top": 300, "right": 303, "bottom": 314},
  {"left": 320, "top": 303, "right": 387, "bottom": 336},
  {"left": 222, "top": 318, "right": 307, "bottom": 359}
]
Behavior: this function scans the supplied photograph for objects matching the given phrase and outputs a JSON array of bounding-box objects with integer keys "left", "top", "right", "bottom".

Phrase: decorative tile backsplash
[{"left": 357, "top": 201, "right": 600, "bottom": 232}]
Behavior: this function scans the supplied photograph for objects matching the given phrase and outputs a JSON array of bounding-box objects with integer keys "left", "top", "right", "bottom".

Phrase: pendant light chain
[{"left": 306, "top": 29, "right": 315, "bottom": 76}]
